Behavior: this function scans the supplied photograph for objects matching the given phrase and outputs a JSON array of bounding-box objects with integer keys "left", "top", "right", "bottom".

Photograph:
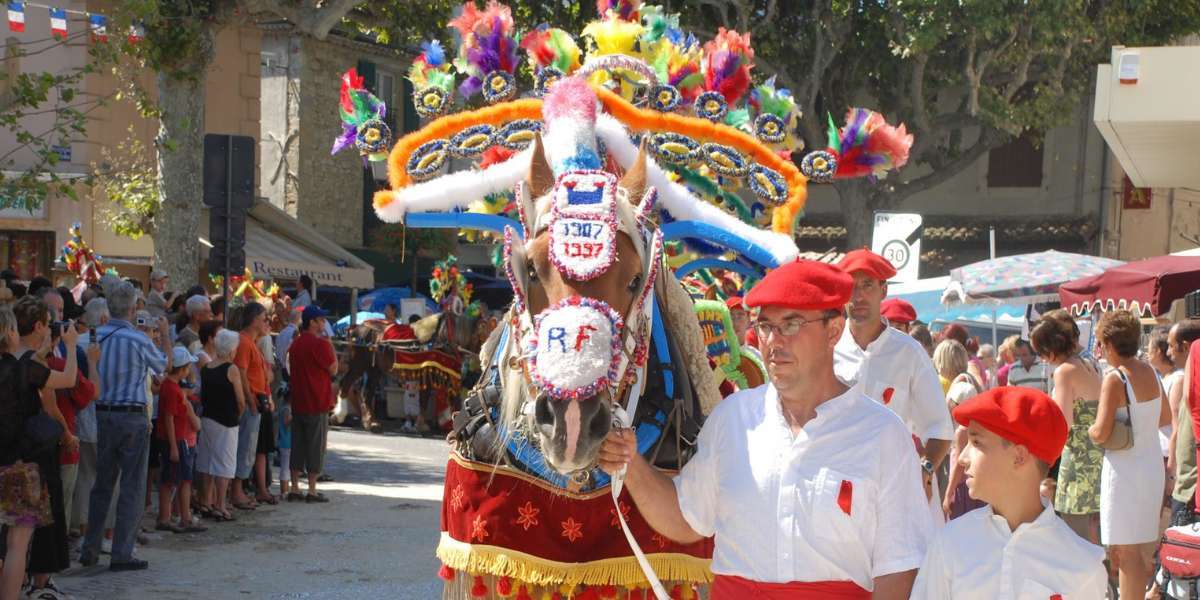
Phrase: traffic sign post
[
  {"left": 871, "top": 212, "right": 923, "bottom": 283},
  {"left": 203, "top": 134, "right": 255, "bottom": 326}
]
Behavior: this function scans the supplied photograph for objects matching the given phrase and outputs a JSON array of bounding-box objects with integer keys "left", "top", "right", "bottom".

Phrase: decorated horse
[{"left": 339, "top": 2, "right": 912, "bottom": 596}]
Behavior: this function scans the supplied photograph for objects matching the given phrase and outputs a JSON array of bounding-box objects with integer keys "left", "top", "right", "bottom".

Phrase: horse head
[{"left": 501, "top": 82, "right": 661, "bottom": 474}]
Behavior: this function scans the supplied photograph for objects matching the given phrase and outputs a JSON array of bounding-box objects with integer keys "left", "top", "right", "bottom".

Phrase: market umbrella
[
  {"left": 1059, "top": 255, "right": 1200, "bottom": 317},
  {"left": 941, "top": 250, "right": 1124, "bottom": 305}
]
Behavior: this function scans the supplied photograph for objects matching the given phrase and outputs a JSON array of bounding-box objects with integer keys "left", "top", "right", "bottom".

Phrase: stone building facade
[{"left": 260, "top": 24, "right": 412, "bottom": 249}]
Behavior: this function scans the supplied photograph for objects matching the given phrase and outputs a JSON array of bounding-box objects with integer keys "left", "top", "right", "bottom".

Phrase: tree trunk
[
  {"left": 153, "top": 30, "right": 216, "bottom": 289},
  {"left": 833, "top": 179, "right": 876, "bottom": 250}
]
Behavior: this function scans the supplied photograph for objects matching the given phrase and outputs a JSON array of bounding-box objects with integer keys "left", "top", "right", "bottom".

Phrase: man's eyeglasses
[{"left": 752, "top": 315, "right": 834, "bottom": 338}]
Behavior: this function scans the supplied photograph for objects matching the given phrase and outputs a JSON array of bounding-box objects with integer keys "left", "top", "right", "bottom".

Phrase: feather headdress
[
  {"left": 597, "top": 0, "right": 642, "bottom": 22},
  {"left": 519, "top": 26, "right": 581, "bottom": 75},
  {"left": 451, "top": 1, "right": 519, "bottom": 101},
  {"left": 827, "top": 108, "right": 913, "bottom": 180},
  {"left": 701, "top": 28, "right": 754, "bottom": 105},
  {"left": 332, "top": 68, "right": 391, "bottom": 162},
  {"left": 61, "top": 222, "right": 103, "bottom": 285}
]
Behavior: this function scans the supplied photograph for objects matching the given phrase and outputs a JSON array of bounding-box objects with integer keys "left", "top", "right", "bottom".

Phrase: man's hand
[
  {"left": 61, "top": 319, "right": 79, "bottom": 346},
  {"left": 598, "top": 428, "right": 637, "bottom": 476},
  {"left": 86, "top": 340, "right": 101, "bottom": 364},
  {"left": 61, "top": 433, "right": 79, "bottom": 454}
]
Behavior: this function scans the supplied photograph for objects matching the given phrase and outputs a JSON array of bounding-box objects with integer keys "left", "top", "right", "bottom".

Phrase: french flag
[
  {"left": 88, "top": 13, "right": 105, "bottom": 42},
  {"left": 127, "top": 20, "right": 143, "bottom": 44},
  {"left": 7, "top": 2, "right": 23, "bottom": 33},
  {"left": 49, "top": 7, "right": 66, "bottom": 39}
]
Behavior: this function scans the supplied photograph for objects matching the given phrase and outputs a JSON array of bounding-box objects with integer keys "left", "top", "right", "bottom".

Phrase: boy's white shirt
[{"left": 910, "top": 501, "right": 1107, "bottom": 599}]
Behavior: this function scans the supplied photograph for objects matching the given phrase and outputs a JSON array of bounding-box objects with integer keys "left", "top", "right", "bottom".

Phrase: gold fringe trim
[
  {"left": 390, "top": 359, "right": 461, "bottom": 378},
  {"left": 437, "top": 532, "right": 713, "bottom": 588}
]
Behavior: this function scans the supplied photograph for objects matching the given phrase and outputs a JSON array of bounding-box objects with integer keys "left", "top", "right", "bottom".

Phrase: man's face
[
  {"left": 43, "top": 293, "right": 63, "bottom": 321},
  {"left": 252, "top": 311, "right": 269, "bottom": 335},
  {"left": 756, "top": 306, "right": 841, "bottom": 395},
  {"left": 847, "top": 274, "right": 885, "bottom": 324},
  {"left": 152, "top": 277, "right": 168, "bottom": 293},
  {"left": 192, "top": 303, "right": 213, "bottom": 324},
  {"left": 960, "top": 421, "right": 1020, "bottom": 504},
  {"left": 1015, "top": 344, "right": 1035, "bottom": 368},
  {"left": 1168, "top": 326, "right": 1187, "bottom": 366},
  {"left": 385, "top": 305, "right": 397, "bottom": 321}
]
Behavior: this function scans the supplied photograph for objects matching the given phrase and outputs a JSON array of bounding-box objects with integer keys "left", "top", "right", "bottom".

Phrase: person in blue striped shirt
[{"left": 79, "top": 280, "right": 171, "bottom": 572}]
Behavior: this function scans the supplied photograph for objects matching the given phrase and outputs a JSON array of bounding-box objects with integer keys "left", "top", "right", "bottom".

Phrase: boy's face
[{"left": 959, "top": 421, "right": 1023, "bottom": 504}]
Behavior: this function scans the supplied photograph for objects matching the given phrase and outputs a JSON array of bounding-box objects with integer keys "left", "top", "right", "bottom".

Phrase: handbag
[
  {"left": 1160, "top": 523, "right": 1200, "bottom": 599},
  {"left": 23, "top": 411, "right": 64, "bottom": 455},
  {"left": 1099, "top": 369, "right": 1134, "bottom": 451}
]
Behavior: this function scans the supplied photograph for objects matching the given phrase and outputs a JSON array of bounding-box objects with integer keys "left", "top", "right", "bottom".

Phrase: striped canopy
[{"left": 942, "top": 250, "right": 1124, "bottom": 305}]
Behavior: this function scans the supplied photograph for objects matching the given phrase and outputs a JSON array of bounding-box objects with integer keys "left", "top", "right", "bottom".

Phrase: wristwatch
[{"left": 920, "top": 459, "right": 935, "bottom": 474}]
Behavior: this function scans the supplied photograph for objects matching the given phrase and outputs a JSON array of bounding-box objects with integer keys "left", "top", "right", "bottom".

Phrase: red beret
[
  {"left": 952, "top": 386, "right": 1069, "bottom": 465},
  {"left": 880, "top": 298, "right": 917, "bottom": 324},
  {"left": 725, "top": 296, "right": 744, "bottom": 311},
  {"left": 837, "top": 248, "right": 897, "bottom": 281},
  {"left": 745, "top": 260, "right": 853, "bottom": 311}
]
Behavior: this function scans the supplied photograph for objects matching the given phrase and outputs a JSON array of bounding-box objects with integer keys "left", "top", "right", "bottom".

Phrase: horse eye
[
  {"left": 627, "top": 274, "right": 642, "bottom": 294},
  {"left": 527, "top": 264, "right": 539, "bottom": 282}
]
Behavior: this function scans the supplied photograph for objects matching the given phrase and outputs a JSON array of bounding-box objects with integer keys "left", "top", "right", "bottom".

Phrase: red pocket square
[
  {"left": 1049, "top": 595, "right": 1062, "bottom": 600},
  {"left": 881, "top": 387, "right": 895, "bottom": 404},
  {"left": 837, "top": 480, "right": 853, "bottom": 516}
]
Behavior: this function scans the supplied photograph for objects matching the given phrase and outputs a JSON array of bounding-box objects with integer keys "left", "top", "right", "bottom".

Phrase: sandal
[
  {"left": 285, "top": 492, "right": 305, "bottom": 502},
  {"left": 180, "top": 519, "right": 208, "bottom": 533},
  {"left": 232, "top": 501, "right": 257, "bottom": 511},
  {"left": 255, "top": 494, "right": 279, "bottom": 506},
  {"left": 212, "top": 511, "right": 236, "bottom": 522},
  {"left": 196, "top": 506, "right": 216, "bottom": 519},
  {"left": 155, "top": 521, "right": 184, "bottom": 533},
  {"left": 305, "top": 492, "right": 330, "bottom": 503}
]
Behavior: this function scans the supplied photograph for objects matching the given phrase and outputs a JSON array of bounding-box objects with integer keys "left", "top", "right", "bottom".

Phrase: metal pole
[
  {"left": 989, "top": 226, "right": 997, "bottom": 346},
  {"left": 223, "top": 136, "right": 232, "bottom": 328}
]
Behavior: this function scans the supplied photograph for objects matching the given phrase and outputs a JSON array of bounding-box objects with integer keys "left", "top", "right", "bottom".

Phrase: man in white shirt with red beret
[
  {"left": 910, "top": 386, "right": 1107, "bottom": 598},
  {"left": 599, "top": 260, "right": 934, "bottom": 599},
  {"left": 835, "top": 249, "right": 953, "bottom": 524}
]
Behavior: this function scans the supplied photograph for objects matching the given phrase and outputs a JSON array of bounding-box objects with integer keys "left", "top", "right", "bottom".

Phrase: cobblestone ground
[{"left": 54, "top": 427, "right": 449, "bottom": 600}]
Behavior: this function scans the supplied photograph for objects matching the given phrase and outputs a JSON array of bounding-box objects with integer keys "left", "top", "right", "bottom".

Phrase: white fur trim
[
  {"left": 594, "top": 113, "right": 800, "bottom": 265},
  {"left": 373, "top": 147, "right": 534, "bottom": 223},
  {"left": 532, "top": 304, "right": 617, "bottom": 393}
]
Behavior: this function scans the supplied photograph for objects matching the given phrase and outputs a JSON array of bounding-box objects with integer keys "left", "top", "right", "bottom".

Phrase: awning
[
  {"left": 200, "top": 201, "right": 374, "bottom": 289},
  {"left": 1059, "top": 255, "right": 1200, "bottom": 317}
]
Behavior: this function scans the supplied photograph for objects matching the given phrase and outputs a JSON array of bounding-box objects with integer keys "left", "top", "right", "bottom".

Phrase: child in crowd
[
  {"left": 137, "top": 310, "right": 163, "bottom": 511},
  {"left": 278, "top": 395, "right": 300, "bottom": 501},
  {"left": 156, "top": 347, "right": 206, "bottom": 533},
  {"left": 911, "top": 386, "right": 1107, "bottom": 598}
]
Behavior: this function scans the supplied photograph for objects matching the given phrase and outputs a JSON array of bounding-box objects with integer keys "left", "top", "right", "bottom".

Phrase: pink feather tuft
[
  {"left": 864, "top": 121, "right": 913, "bottom": 169},
  {"left": 541, "top": 76, "right": 597, "bottom": 125},
  {"left": 702, "top": 28, "right": 754, "bottom": 104}
]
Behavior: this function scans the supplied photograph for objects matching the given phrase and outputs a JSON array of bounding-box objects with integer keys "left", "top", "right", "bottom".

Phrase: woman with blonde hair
[
  {"left": 1030, "top": 309, "right": 1103, "bottom": 544},
  {"left": 1089, "top": 310, "right": 1171, "bottom": 599},
  {"left": 934, "top": 339, "right": 987, "bottom": 520}
]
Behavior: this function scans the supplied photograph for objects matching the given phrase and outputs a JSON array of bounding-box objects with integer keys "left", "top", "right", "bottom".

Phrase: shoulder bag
[{"left": 1099, "top": 369, "right": 1134, "bottom": 451}]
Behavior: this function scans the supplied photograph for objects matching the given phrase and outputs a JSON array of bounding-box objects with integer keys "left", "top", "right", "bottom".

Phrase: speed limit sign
[{"left": 871, "top": 212, "right": 922, "bottom": 282}]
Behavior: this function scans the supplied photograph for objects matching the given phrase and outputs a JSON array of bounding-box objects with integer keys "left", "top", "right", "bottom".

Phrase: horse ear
[
  {"left": 514, "top": 180, "right": 536, "bottom": 237},
  {"left": 529, "top": 134, "right": 555, "bottom": 198},
  {"left": 619, "top": 138, "right": 649, "bottom": 204},
  {"left": 502, "top": 226, "right": 529, "bottom": 314}
]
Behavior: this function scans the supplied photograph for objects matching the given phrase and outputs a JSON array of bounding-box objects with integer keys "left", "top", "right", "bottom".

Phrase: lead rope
[{"left": 609, "top": 285, "right": 669, "bottom": 600}]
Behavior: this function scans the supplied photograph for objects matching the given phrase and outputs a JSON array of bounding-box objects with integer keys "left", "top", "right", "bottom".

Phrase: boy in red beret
[
  {"left": 601, "top": 260, "right": 934, "bottom": 599},
  {"left": 910, "top": 386, "right": 1107, "bottom": 598},
  {"left": 879, "top": 298, "right": 917, "bottom": 333},
  {"left": 835, "top": 249, "right": 952, "bottom": 526}
]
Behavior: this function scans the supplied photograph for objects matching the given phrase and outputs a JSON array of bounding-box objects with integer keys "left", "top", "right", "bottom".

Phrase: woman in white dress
[{"left": 1089, "top": 310, "right": 1172, "bottom": 600}]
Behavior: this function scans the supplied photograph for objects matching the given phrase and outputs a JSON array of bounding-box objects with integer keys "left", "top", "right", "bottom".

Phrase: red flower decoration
[
  {"left": 470, "top": 514, "right": 489, "bottom": 541},
  {"left": 561, "top": 517, "right": 584, "bottom": 542},
  {"left": 881, "top": 387, "right": 895, "bottom": 405},
  {"left": 450, "top": 484, "right": 466, "bottom": 512},
  {"left": 651, "top": 533, "right": 669, "bottom": 549},
  {"left": 516, "top": 501, "right": 540, "bottom": 531},
  {"left": 609, "top": 501, "right": 631, "bottom": 528}
]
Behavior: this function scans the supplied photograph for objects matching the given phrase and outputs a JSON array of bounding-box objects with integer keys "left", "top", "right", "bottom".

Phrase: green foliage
[
  {"left": 95, "top": 129, "right": 159, "bottom": 239},
  {"left": 370, "top": 221, "right": 457, "bottom": 260}
]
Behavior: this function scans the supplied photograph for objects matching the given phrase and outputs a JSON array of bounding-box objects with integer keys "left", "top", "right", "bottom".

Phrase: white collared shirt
[
  {"left": 834, "top": 320, "right": 954, "bottom": 443},
  {"left": 910, "top": 503, "right": 1107, "bottom": 599},
  {"left": 674, "top": 384, "right": 934, "bottom": 589}
]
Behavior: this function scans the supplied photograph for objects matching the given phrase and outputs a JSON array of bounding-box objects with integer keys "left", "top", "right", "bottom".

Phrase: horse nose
[{"left": 534, "top": 393, "right": 555, "bottom": 427}]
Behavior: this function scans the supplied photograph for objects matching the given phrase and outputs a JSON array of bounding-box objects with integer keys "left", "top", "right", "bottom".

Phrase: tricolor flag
[
  {"left": 88, "top": 13, "right": 106, "bottom": 42},
  {"left": 49, "top": 7, "right": 66, "bottom": 39},
  {"left": 127, "top": 21, "right": 144, "bottom": 44},
  {"left": 7, "top": 2, "right": 24, "bottom": 33}
]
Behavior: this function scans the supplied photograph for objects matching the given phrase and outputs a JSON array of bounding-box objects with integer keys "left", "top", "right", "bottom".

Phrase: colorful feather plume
[
  {"left": 331, "top": 67, "right": 391, "bottom": 161},
  {"left": 60, "top": 222, "right": 103, "bottom": 284},
  {"left": 828, "top": 108, "right": 913, "bottom": 180},
  {"left": 649, "top": 30, "right": 703, "bottom": 101},
  {"left": 701, "top": 28, "right": 754, "bottom": 105},
  {"left": 408, "top": 40, "right": 456, "bottom": 92},
  {"left": 581, "top": 13, "right": 644, "bottom": 57},
  {"left": 597, "top": 0, "right": 642, "bottom": 22},
  {"left": 519, "top": 26, "right": 581, "bottom": 74},
  {"left": 450, "top": 1, "right": 518, "bottom": 99}
]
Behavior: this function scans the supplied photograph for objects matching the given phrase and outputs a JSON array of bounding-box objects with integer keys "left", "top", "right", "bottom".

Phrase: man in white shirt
[
  {"left": 833, "top": 249, "right": 953, "bottom": 520},
  {"left": 1008, "top": 338, "right": 1054, "bottom": 395},
  {"left": 599, "top": 260, "right": 934, "bottom": 599},
  {"left": 275, "top": 308, "right": 302, "bottom": 376},
  {"left": 911, "top": 386, "right": 1107, "bottom": 598}
]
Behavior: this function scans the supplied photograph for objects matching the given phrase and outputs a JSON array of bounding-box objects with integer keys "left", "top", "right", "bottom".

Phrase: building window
[
  {"left": 986, "top": 134, "right": 1044, "bottom": 188},
  {"left": 376, "top": 71, "right": 396, "bottom": 112},
  {"left": 0, "top": 230, "right": 55, "bottom": 280}
]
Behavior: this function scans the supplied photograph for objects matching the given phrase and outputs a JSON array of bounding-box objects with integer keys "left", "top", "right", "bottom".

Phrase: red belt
[{"left": 712, "top": 575, "right": 870, "bottom": 599}]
